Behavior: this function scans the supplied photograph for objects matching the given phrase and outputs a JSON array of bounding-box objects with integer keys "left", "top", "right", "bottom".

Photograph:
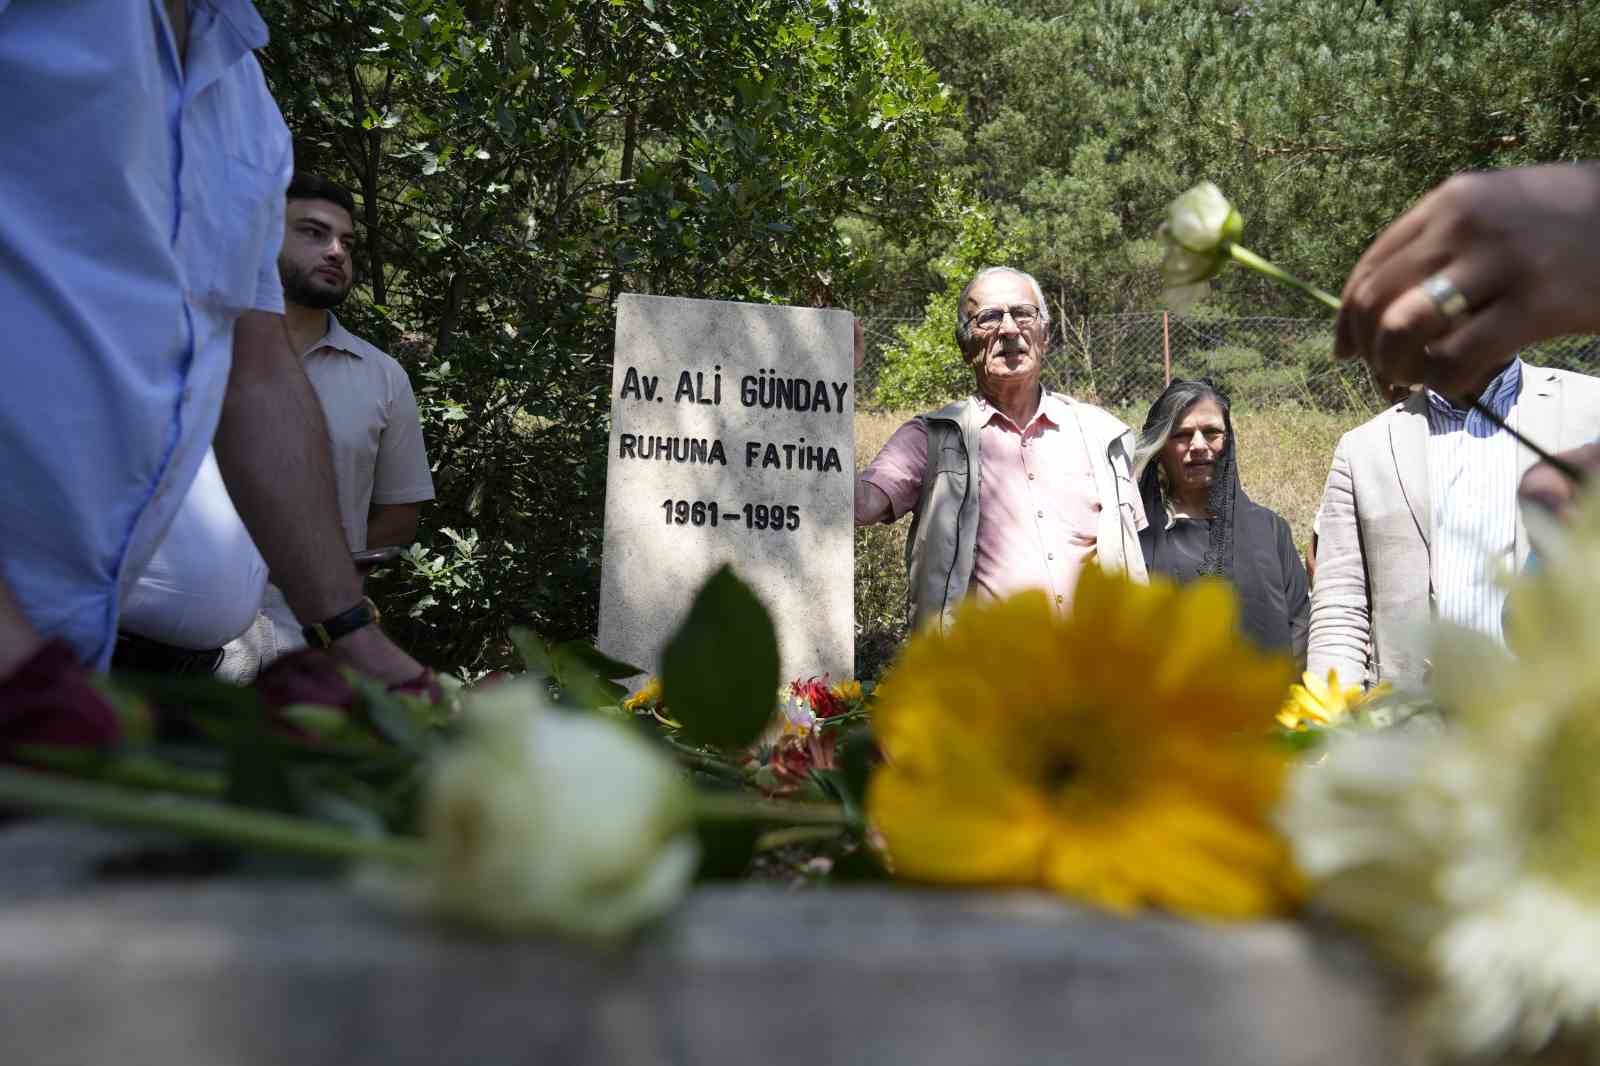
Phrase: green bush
[
  {"left": 1174, "top": 344, "right": 1306, "bottom": 407},
  {"left": 871, "top": 190, "right": 1017, "bottom": 409}
]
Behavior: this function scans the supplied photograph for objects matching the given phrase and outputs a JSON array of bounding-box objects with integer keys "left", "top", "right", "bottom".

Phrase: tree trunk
[
  {"left": 435, "top": 271, "right": 468, "bottom": 358},
  {"left": 361, "top": 156, "right": 385, "bottom": 309},
  {"left": 606, "top": 108, "right": 639, "bottom": 305},
  {"left": 344, "top": 57, "right": 388, "bottom": 312}
]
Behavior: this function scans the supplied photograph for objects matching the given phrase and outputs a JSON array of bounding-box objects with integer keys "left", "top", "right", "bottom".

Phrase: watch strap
[{"left": 302, "top": 596, "right": 381, "bottom": 649}]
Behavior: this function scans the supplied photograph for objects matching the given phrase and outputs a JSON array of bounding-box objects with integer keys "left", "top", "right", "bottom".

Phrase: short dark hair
[{"left": 286, "top": 173, "right": 355, "bottom": 217}]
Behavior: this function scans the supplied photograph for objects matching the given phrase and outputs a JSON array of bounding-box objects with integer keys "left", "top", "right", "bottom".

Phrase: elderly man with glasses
[{"left": 856, "top": 266, "right": 1148, "bottom": 632}]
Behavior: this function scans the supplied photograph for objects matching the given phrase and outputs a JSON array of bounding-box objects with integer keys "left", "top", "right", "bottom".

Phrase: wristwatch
[{"left": 302, "top": 597, "right": 381, "bottom": 649}]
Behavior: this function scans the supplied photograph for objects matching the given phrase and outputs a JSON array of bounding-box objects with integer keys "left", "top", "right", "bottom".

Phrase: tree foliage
[
  {"left": 865, "top": 0, "right": 1600, "bottom": 325},
  {"left": 256, "top": 0, "right": 950, "bottom": 673},
  {"left": 870, "top": 186, "right": 1015, "bottom": 408},
  {"left": 252, "top": 0, "right": 1600, "bottom": 671}
]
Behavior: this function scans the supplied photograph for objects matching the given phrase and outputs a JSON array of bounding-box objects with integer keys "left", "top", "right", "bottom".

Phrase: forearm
[
  {"left": 214, "top": 311, "right": 362, "bottom": 623},
  {"left": 365, "top": 503, "right": 420, "bottom": 549},
  {"left": 1307, "top": 553, "right": 1370, "bottom": 682},
  {"left": 1306, "top": 454, "right": 1372, "bottom": 685}
]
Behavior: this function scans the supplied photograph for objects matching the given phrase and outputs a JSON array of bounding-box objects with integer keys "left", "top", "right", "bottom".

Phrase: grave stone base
[{"left": 0, "top": 820, "right": 1422, "bottom": 1066}]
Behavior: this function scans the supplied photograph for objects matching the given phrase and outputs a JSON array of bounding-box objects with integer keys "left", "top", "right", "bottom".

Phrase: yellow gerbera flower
[
  {"left": 867, "top": 567, "right": 1302, "bottom": 919},
  {"left": 1277, "top": 669, "right": 1381, "bottom": 730},
  {"left": 623, "top": 677, "right": 662, "bottom": 712},
  {"left": 830, "top": 679, "right": 863, "bottom": 703}
]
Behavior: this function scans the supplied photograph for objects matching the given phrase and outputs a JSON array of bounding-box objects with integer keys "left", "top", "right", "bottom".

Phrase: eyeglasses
[{"left": 968, "top": 303, "right": 1041, "bottom": 332}]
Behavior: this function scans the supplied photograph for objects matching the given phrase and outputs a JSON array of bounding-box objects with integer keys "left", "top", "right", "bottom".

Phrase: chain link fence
[{"left": 857, "top": 312, "right": 1600, "bottom": 414}]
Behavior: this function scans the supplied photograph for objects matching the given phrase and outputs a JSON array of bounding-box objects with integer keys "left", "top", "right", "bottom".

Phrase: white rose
[
  {"left": 423, "top": 679, "right": 699, "bottom": 941},
  {"left": 1165, "top": 180, "right": 1242, "bottom": 253}
]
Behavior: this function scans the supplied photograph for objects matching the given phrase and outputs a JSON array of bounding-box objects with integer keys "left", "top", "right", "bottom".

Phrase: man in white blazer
[{"left": 1309, "top": 359, "right": 1600, "bottom": 690}]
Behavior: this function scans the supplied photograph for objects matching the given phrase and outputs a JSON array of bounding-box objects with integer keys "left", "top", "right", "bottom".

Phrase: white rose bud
[
  {"left": 1155, "top": 180, "right": 1343, "bottom": 314},
  {"left": 423, "top": 679, "right": 699, "bottom": 942},
  {"left": 1158, "top": 181, "right": 1245, "bottom": 297},
  {"left": 1165, "top": 180, "right": 1243, "bottom": 253},
  {"left": 1160, "top": 233, "right": 1224, "bottom": 285}
]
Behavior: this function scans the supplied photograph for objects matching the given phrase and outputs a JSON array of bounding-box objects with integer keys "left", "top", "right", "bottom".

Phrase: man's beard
[{"left": 281, "top": 263, "right": 350, "bottom": 310}]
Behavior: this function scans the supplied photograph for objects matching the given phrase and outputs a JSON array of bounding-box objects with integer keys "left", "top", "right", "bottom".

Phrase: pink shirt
[{"left": 862, "top": 394, "right": 1146, "bottom": 613}]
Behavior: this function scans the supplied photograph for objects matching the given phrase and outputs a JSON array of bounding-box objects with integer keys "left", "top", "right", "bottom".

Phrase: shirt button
[
  {"left": 1047, "top": 553, "right": 1054, "bottom": 560},
  {"left": 1055, "top": 595, "right": 1063, "bottom": 604},
  {"left": 1037, "top": 510, "right": 1044, "bottom": 518},
  {"left": 1028, "top": 473, "right": 1035, "bottom": 480}
]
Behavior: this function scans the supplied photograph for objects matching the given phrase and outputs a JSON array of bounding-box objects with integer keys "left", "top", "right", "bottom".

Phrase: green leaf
[
  {"left": 276, "top": 704, "right": 361, "bottom": 744},
  {"left": 508, "top": 632, "right": 641, "bottom": 710},
  {"left": 809, "top": 726, "right": 876, "bottom": 821},
  {"left": 508, "top": 626, "right": 556, "bottom": 677},
  {"left": 835, "top": 725, "right": 877, "bottom": 810},
  {"left": 553, "top": 640, "right": 644, "bottom": 680},
  {"left": 660, "top": 565, "right": 779, "bottom": 750},
  {"left": 352, "top": 679, "right": 422, "bottom": 750}
]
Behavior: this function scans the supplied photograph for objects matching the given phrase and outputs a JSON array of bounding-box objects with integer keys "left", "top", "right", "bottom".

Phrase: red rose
[
  {"left": 0, "top": 640, "right": 123, "bottom": 755},
  {"left": 790, "top": 675, "right": 846, "bottom": 720}
]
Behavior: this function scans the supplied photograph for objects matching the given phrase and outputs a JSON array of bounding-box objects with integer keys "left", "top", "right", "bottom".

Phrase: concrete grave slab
[{"left": 0, "top": 820, "right": 1418, "bottom": 1066}]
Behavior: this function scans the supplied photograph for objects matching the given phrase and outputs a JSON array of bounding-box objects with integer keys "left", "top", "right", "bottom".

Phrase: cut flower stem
[
  {"left": 1225, "top": 243, "right": 1341, "bottom": 313},
  {"left": 693, "top": 792, "right": 858, "bottom": 829},
  {"left": 0, "top": 768, "right": 858, "bottom": 866},
  {"left": 0, "top": 766, "right": 427, "bottom": 867}
]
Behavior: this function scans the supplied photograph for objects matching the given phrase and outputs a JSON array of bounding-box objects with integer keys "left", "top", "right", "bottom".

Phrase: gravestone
[{"left": 598, "top": 294, "right": 855, "bottom": 684}]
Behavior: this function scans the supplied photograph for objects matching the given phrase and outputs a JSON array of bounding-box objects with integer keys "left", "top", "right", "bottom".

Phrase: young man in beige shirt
[{"left": 221, "top": 174, "right": 435, "bottom": 675}]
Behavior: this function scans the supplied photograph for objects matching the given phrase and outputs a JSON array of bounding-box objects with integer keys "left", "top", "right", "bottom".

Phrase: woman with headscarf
[{"left": 1134, "top": 379, "right": 1309, "bottom": 663}]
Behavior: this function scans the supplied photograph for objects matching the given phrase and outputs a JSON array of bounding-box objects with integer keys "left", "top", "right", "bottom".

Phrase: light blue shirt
[
  {"left": 1426, "top": 359, "right": 1523, "bottom": 642},
  {"left": 0, "top": 0, "right": 291, "bottom": 667}
]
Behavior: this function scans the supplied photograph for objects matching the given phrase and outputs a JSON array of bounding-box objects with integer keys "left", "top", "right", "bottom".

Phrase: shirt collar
[
  {"left": 304, "top": 312, "right": 367, "bottom": 360},
  {"left": 1426, "top": 358, "right": 1522, "bottom": 416},
  {"left": 974, "top": 389, "right": 1063, "bottom": 433}
]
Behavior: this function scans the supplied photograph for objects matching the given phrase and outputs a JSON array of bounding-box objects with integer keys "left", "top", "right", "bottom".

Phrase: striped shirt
[{"left": 1425, "top": 359, "right": 1523, "bottom": 641}]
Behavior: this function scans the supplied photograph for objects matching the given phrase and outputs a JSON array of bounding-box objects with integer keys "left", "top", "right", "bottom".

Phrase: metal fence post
[{"left": 1162, "top": 311, "right": 1172, "bottom": 387}]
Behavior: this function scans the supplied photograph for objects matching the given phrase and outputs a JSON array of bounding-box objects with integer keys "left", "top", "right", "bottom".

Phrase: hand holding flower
[
  {"left": 1162, "top": 178, "right": 1583, "bottom": 481},
  {"left": 1335, "top": 163, "right": 1600, "bottom": 398}
]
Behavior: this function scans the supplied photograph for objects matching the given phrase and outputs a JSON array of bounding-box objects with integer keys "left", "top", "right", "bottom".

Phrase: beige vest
[{"left": 904, "top": 394, "right": 1148, "bottom": 632}]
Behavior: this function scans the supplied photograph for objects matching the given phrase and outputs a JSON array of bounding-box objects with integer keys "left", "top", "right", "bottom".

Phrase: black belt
[{"left": 112, "top": 632, "right": 223, "bottom": 676}]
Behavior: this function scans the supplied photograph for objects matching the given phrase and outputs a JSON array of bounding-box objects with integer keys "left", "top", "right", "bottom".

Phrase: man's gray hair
[{"left": 953, "top": 266, "right": 1052, "bottom": 350}]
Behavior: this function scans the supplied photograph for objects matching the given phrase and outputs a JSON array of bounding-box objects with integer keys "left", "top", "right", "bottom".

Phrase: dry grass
[
  {"left": 854, "top": 411, "right": 917, "bottom": 679},
  {"left": 851, "top": 404, "right": 1370, "bottom": 679},
  {"left": 1230, "top": 406, "right": 1365, "bottom": 551}
]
